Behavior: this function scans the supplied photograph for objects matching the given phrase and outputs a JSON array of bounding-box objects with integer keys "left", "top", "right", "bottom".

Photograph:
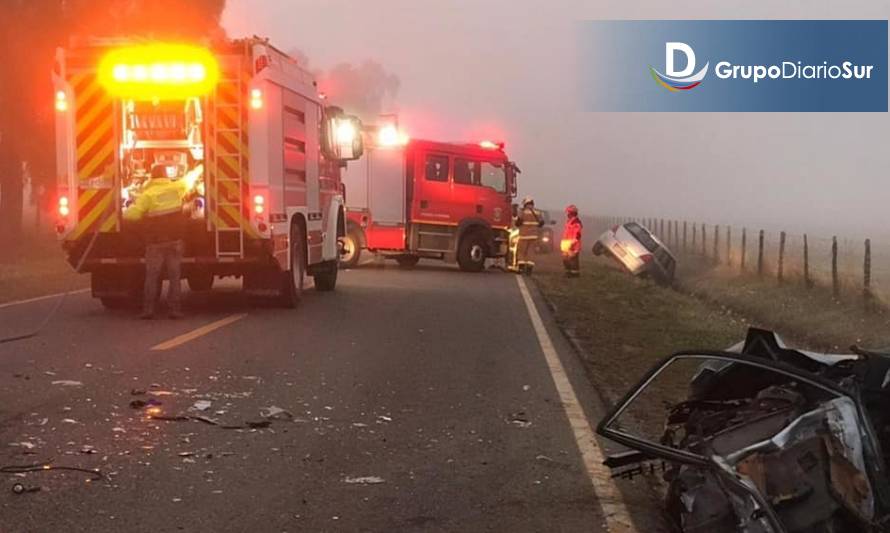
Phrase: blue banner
[{"left": 580, "top": 20, "right": 888, "bottom": 112}]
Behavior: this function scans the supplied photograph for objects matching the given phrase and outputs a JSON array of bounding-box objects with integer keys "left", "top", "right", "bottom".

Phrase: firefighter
[
  {"left": 512, "top": 196, "right": 544, "bottom": 274},
  {"left": 561, "top": 204, "right": 582, "bottom": 277},
  {"left": 123, "top": 164, "right": 191, "bottom": 319}
]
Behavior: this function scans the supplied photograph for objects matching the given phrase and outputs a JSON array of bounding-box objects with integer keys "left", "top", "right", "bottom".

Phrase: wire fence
[{"left": 585, "top": 215, "right": 888, "bottom": 308}]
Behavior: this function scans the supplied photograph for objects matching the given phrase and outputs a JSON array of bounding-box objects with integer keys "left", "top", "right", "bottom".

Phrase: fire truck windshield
[{"left": 481, "top": 161, "right": 507, "bottom": 193}]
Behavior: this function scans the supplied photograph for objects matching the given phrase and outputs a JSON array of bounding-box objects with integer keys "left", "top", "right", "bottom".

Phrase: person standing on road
[
  {"left": 561, "top": 204, "right": 582, "bottom": 277},
  {"left": 513, "top": 196, "right": 544, "bottom": 274},
  {"left": 123, "top": 164, "right": 191, "bottom": 319}
]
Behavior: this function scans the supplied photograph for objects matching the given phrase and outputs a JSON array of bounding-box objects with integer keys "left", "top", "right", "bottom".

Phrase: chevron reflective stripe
[
  {"left": 206, "top": 58, "right": 259, "bottom": 239},
  {"left": 70, "top": 72, "right": 117, "bottom": 240}
]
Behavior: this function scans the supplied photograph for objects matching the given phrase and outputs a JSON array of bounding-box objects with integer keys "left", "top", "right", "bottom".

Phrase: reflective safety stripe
[{"left": 147, "top": 206, "right": 183, "bottom": 217}]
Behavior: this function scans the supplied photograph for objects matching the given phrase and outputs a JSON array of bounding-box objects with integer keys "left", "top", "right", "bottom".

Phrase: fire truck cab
[
  {"left": 53, "top": 38, "right": 363, "bottom": 308},
  {"left": 342, "top": 133, "right": 518, "bottom": 271}
]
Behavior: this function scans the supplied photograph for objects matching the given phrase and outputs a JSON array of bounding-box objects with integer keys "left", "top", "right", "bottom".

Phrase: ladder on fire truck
[{"left": 212, "top": 67, "right": 245, "bottom": 258}]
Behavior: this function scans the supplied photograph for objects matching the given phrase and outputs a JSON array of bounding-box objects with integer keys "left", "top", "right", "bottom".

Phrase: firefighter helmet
[
  {"left": 565, "top": 204, "right": 578, "bottom": 217},
  {"left": 521, "top": 195, "right": 534, "bottom": 207}
]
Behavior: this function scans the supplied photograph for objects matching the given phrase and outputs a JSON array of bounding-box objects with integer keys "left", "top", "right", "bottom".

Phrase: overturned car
[{"left": 597, "top": 328, "right": 890, "bottom": 532}]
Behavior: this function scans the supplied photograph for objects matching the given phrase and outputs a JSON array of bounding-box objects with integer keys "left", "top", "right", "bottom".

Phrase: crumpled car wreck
[{"left": 597, "top": 328, "right": 890, "bottom": 532}]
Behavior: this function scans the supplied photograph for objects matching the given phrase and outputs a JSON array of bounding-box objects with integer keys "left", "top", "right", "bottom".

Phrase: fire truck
[
  {"left": 53, "top": 38, "right": 363, "bottom": 308},
  {"left": 341, "top": 127, "right": 519, "bottom": 271}
]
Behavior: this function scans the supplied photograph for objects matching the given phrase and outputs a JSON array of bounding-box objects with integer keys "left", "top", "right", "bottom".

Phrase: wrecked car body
[{"left": 597, "top": 328, "right": 890, "bottom": 532}]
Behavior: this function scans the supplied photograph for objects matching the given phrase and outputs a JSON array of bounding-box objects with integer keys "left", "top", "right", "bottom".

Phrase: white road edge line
[
  {"left": 516, "top": 276, "right": 637, "bottom": 533},
  {"left": 0, "top": 289, "right": 90, "bottom": 309}
]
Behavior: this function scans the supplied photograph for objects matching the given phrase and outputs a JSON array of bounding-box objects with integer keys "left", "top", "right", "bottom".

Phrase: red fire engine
[
  {"left": 341, "top": 126, "right": 519, "bottom": 271},
  {"left": 53, "top": 38, "right": 363, "bottom": 308}
]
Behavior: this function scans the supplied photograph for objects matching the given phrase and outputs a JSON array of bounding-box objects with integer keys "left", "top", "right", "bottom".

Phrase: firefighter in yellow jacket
[
  {"left": 512, "top": 196, "right": 544, "bottom": 274},
  {"left": 123, "top": 164, "right": 191, "bottom": 319}
]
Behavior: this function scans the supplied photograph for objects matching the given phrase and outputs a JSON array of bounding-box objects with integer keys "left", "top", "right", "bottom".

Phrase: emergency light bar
[{"left": 98, "top": 44, "right": 220, "bottom": 99}]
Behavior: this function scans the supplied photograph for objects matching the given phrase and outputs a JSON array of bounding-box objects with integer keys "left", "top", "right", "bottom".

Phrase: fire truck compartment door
[{"left": 368, "top": 148, "right": 405, "bottom": 225}]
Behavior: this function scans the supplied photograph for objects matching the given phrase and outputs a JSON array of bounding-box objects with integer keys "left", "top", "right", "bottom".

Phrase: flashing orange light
[
  {"left": 376, "top": 124, "right": 409, "bottom": 147},
  {"left": 54, "top": 90, "right": 68, "bottom": 112},
  {"left": 98, "top": 44, "right": 219, "bottom": 100},
  {"left": 58, "top": 196, "right": 70, "bottom": 217},
  {"left": 249, "top": 88, "right": 263, "bottom": 109},
  {"left": 253, "top": 193, "right": 265, "bottom": 214}
]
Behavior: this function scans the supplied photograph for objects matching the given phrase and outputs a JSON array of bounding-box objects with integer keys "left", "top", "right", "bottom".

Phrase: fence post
[
  {"left": 713, "top": 224, "right": 720, "bottom": 264},
  {"left": 741, "top": 228, "right": 747, "bottom": 271},
  {"left": 692, "top": 223, "right": 697, "bottom": 252},
  {"left": 701, "top": 224, "right": 707, "bottom": 256},
  {"left": 778, "top": 231, "right": 786, "bottom": 284},
  {"left": 831, "top": 236, "right": 839, "bottom": 298},
  {"left": 683, "top": 221, "right": 688, "bottom": 252},
  {"left": 675, "top": 221, "right": 679, "bottom": 249},
  {"left": 864, "top": 238, "right": 872, "bottom": 307},
  {"left": 803, "top": 234, "right": 811, "bottom": 288},
  {"left": 726, "top": 226, "right": 732, "bottom": 266},
  {"left": 757, "top": 230, "right": 765, "bottom": 276},
  {"left": 659, "top": 219, "right": 664, "bottom": 238}
]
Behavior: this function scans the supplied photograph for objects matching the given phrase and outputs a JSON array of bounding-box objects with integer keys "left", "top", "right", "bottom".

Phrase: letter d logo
[{"left": 666, "top": 42, "right": 695, "bottom": 77}]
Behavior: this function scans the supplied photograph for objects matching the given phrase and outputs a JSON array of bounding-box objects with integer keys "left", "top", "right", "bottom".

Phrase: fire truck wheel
[
  {"left": 457, "top": 231, "right": 488, "bottom": 272},
  {"left": 314, "top": 260, "right": 339, "bottom": 291},
  {"left": 187, "top": 272, "right": 214, "bottom": 292},
  {"left": 281, "top": 223, "right": 306, "bottom": 308},
  {"left": 396, "top": 255, "right": 420, "bottom": 269},
  {"left": 340, "top": 229, "right": 363, "bottom": 269}
]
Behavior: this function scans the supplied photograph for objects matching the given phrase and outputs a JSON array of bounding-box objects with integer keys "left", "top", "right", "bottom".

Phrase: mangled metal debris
[{"left": 598, "top": 328, "right": 890, "bottom": 533}]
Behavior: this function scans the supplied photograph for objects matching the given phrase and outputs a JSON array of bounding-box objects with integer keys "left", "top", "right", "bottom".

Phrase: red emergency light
[{"left": 479, "top": 140, "right": 505, "bottom": 150}]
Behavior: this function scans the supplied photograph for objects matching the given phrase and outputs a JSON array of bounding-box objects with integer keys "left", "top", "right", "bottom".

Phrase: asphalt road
[{"left": 0, "top": 263, "right": 624, "bottom": 532}]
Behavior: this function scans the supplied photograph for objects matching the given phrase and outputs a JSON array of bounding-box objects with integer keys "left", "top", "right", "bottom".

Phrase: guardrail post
[
  {"left": 803, "top": 234, "right": 811, "bottom": 288},
  {"left": 831, "top": 236, "right": 839, "bottom": 298},
  {"left": 741, "top": 228, "right": 747, "bottom": 271},
  {"left": 757, "top": 230, "right": 765, "bottom": 277},
  {"left": 864, "top": 238, "right": 872, "bottom": 308},
  {"left": 778, "top": 231, "right": 786, "bottom": 284}
]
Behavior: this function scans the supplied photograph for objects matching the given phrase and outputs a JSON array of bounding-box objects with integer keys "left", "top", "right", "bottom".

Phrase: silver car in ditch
[{"left": 592, "top": 222, "right": 676, "bottom": 284}]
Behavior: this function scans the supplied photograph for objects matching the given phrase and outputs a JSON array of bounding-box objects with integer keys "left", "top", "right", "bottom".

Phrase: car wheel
[
  {"left": 457, "top": 231, "right": 487, "bottom": 272},
  {"left": 592, "top": 241, "right": 605, "bottom": 256}
]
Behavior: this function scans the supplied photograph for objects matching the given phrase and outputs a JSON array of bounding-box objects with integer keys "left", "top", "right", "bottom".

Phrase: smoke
[{"left": 287, "top": 48, "right": 400, "bottom": 121}]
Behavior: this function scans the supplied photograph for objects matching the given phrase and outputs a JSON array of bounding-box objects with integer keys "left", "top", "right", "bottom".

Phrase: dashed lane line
[
  {"left": 150, "top": 313, "right": 247, "bottom": 351},
  {"left": 516, "top": 276, "right": 637, "bottom": 533}
]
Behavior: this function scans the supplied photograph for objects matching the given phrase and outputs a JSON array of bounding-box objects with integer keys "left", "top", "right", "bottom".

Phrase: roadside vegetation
[
  {"left": 0, "top": 233, "right": 85, "bottom": 304},
  {"left": 534, "top": 251, "right": 890, "bottom": 407}
]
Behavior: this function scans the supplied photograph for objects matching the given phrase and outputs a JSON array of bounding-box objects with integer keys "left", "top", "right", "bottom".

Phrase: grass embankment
[
  {"left": 678, "top": 256, "right": 890, "bottom": 352},
  {"left": 534, "top": 252, "right": 890, "bottom": 406},
  {"left": 534, "top": 254, "right": 745, "bottom": 406},
  {"left": 0, "top": 235, "right": 86, "bottom": 304}
]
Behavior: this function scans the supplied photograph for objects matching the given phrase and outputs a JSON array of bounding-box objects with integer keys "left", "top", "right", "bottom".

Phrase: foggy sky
[{"left": 222, "top": 0, "right": 890, "bottom": 239}]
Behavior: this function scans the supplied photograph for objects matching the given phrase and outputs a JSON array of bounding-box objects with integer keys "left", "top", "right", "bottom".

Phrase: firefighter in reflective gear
[
  {"left": 561, "top": 204, "right": 582, "bottom": 277},
  {"left": 512, "top": 196, "right": 544, "bottom": 274},
  {"left": 123, "top": 164, "right": 191, "bottom": 319}
]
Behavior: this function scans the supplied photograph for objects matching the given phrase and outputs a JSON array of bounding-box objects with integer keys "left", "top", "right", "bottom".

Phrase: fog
[{"left": 222, "top": 0, "right": 890, "bottom": 239}]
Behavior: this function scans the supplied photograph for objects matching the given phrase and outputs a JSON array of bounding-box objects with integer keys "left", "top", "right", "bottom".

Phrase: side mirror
[{"left": 321, "top": 109, "right": 364, "bottom": 162}]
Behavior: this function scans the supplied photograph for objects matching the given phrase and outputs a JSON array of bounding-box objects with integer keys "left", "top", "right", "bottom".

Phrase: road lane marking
[
  {"left": 0, "top": 289, "right": 90, "bottom": 309},
  {"left": 150, "top": 313, "right": 247, "bottom": 351},
  {"left": 516, "top": 276, "right": 637, "bottom": 533}
]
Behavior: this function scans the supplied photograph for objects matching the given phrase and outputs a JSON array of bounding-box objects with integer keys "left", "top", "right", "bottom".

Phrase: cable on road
[
  {"left": 0, "top": 230, "right": 101, "bottom": 345},
  {"left": 1, "top": 459, "right": 104, "bottom": 482}
]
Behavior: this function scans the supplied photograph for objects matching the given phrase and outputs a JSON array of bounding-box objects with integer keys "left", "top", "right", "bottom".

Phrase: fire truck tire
[
  {"left": 457, "top": 231, "right": 488, "bottom": 272},
  {"left": 280, "top": 222, "right": 306, "bottom": 308},
  {"left": 187, "top": 272, "right": 214, "bottom": 292},
  {"left": 395, "top": 255, "right": 420, "bottom": 269},
  {"left": 313, "top": 260, "right": 339, "bottom": 291},
  {"left": 340, "top": 228, "right": 363, "bottom": 269}
]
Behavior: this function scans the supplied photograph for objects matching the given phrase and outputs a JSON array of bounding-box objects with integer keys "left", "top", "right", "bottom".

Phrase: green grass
[
  {"left": 534, "top": 254, "right": 745, "bottom": 405},
  {"left": 0, "top": 235, "right": 87, "bottom": 304}
]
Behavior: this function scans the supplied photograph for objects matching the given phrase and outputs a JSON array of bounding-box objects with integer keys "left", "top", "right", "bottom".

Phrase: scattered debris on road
[
  {"left": 51, "top": 380, "right": 83, "bottom": 387},
  {"left": 343, "top": 476, "right": 385, "bottom": 485}
]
